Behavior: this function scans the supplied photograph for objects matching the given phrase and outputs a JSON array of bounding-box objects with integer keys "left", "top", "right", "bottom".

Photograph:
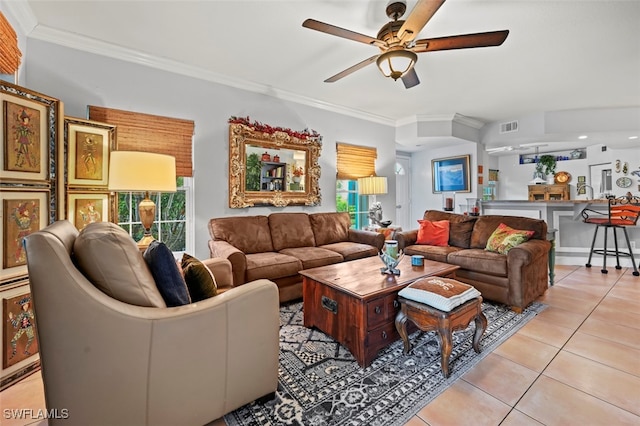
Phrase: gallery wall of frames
[{"left": 0, "top": 81, "right": 117, "bottom": 389}]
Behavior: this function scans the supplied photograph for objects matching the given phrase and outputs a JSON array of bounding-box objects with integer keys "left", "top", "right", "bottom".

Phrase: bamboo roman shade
[
  {"left": 336, "top": 143, "right": 378, "bottom": 180},
  {"left": 0, "top": 12, "right": 21, "bottom": 74},
  {"left": 88, "top": 106, "right": 194, "bottom": 177}
]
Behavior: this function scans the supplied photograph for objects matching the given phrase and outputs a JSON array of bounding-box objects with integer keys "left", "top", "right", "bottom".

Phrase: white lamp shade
[
  {"left": 358, "top": 176, "right": 388, "bottom": 195},
  {"left": 108, "top": 151, "right": 177, "bottom": 192}
]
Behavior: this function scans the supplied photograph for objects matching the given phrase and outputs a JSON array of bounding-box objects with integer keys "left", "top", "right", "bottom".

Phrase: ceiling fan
[{"left": 302, "top": 0, "right": 509, "bottom": 89}]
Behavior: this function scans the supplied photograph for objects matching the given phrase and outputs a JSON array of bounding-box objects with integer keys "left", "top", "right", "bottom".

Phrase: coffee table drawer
[
  {"left": 366, "top": 321, "right": 399, "bottom": 359},
  {"left": 367, "top": 294, "right": 401, "bottom": 329}
]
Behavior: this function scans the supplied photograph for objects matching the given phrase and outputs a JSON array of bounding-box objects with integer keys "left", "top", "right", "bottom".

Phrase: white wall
[
  {"left": 409, "top": 141, "right": 479, "bottom": 227},
  {"left": 21, "top": 39, "right": 397, "bottom": 259}
]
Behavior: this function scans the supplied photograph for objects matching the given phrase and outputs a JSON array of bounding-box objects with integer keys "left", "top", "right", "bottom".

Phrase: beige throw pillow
[{"left": 73, "top": 222, "right": 166, "bottom": 307}]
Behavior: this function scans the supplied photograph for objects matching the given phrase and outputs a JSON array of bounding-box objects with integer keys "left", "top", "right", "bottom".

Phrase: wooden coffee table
[{"left": 300, "top": 256, "right": 459, "bottom": 367}]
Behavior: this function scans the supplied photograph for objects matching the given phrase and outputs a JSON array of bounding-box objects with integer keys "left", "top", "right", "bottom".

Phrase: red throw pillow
[{"left": 416, "top": 219, "right": 450, "bottom": 246}]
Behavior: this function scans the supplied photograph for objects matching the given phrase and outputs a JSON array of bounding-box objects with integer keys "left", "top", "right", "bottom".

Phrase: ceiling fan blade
[
  {"left": 401, "top": 68, "right": 420, "bottom": 89},
  {"left": 398, "top": 0, "right": 446, "bottom": 42},
  {"left": 303, "top": 19, "right": 385, "bottom": 47},
  {"left": 324, "top": 55, "right": 379, "bottom": 83},
  {"left": 412, "top": 30, "right": 509, "bottom": 52}
]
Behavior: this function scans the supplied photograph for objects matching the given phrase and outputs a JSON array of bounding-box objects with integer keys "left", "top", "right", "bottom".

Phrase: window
[
  {"left": 117, "top": 177, "right": 192, "bottom": 253},
  {"left": 336, "top": 179, "right": 369, "bottom": 229}
]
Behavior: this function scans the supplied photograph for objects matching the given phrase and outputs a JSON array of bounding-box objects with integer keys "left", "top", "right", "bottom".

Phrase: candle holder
[{"left": 442, "top": 192, "right": 455, "bottom": 212}]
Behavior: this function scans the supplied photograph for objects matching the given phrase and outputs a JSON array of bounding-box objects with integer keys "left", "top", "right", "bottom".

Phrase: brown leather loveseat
[
  {"left": 395, "top": 210, "right": 550, "bottom": 312},
  {"left": 208, "top": 212, "right": 385, "bottom": 302}
]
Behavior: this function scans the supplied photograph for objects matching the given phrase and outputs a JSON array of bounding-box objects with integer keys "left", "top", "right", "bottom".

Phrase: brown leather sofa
[
  {"left": 208, "top": 212, "right": 385, "bottom": 302},
  {"left": 395, "top": 210, "right": 550, "bottom": 312}
]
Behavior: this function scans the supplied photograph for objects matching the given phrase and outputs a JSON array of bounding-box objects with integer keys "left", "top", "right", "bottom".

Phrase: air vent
[{"left": 499, "top": 120, "right": 519, "bottom": 134}]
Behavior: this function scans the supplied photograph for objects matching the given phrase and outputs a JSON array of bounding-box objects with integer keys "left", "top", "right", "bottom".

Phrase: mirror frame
[{"left": 228, "top": 122, "right": 322, "bottom": 208}]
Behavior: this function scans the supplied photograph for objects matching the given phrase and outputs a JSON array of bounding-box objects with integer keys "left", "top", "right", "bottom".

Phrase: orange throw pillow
[{"left": 416, "top": 219, "right": 450, "bottom": 246}]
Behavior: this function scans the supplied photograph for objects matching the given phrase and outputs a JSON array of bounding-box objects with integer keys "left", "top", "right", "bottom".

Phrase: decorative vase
[
  {"left": 379, "top": 240, "right": 404, "bottom": 276},
  {"left": 261, "top": 152, "right": 271, "bottom": 161},
  {"left": 273, "top": 155, "right": 280, "bottom": 163},
  {"left": 293, "top": 176, "right": 301, "bottom": 183}
]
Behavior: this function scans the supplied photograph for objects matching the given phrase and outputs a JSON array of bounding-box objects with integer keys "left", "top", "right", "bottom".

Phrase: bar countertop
[{"left": 481, "top": 199, "right": 610, "bottom": 204}]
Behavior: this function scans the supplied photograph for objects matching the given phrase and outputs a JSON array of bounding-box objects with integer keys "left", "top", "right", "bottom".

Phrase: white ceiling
[{"left": 8, "top": 0, "right": 640, "bottom": 152}]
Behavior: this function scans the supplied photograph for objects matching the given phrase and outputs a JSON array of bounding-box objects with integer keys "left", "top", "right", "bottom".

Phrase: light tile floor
[{"left": 1, "top": 265, "right": 638, "bottom": 426}]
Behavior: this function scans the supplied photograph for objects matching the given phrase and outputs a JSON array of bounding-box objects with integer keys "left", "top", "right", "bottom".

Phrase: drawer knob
[
  {"left": 393, "top": 300, "right": 399, "bottom": 309},
  {"left": 375, "top": 306, "right": 381, "bottom": 314},
  {"left": 381, "top": 331, "right": 387, "bottom": 339}
]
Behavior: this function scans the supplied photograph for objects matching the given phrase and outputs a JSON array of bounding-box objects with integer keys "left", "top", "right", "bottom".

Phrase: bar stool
[{"left": 581, "top": 195, "right": 640, "bottom": 276}]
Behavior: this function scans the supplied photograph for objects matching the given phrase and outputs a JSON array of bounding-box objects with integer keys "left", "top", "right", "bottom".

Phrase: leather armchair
[{"left": 24, "top": 220, "right": 279, "bottom": 426}]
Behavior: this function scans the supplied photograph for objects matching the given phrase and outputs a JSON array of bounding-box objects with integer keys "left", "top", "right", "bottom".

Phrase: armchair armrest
[
  {"left": 506, "top": 239, "right": 551, "bottom": 309},
  {"left": 395, "top": 230, "right": 418, "bottom": 250},
  {"left": 201, "top": 257, "right": 233, "bottom": 290},
  {"left": 348, "top": 228, "right": 385, "bottom": 250},
  {"left": 209, "top": 240, "right": 247, "bottom": 286}
]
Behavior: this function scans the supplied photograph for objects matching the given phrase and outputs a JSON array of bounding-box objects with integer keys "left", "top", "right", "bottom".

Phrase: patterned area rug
[{"left": 225, "top": 300, "right": 545, "bottom": 426}]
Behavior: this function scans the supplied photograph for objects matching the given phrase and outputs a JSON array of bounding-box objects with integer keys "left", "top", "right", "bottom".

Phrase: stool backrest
[{"left": 609, "top": 195, "right": 640, "bottom": 226}]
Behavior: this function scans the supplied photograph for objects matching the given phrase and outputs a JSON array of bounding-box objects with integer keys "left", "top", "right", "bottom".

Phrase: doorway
[{"left": 395, "top": 155, "right": 411, "bottom": 230}]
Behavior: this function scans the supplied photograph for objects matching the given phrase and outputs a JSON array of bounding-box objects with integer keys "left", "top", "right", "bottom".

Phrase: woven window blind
[
  {"left": 0, "top": 12, "right": 22, "bottom": 74},
  {"left": 336, "top": 143, "right": 377, "bottom": 180},
  {"left": 88, "top": 106, "right": 194, "bottom": 177}
]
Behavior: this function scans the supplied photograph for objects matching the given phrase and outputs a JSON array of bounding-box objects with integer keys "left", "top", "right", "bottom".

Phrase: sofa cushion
[
  {"left": 423, "top": 210, "right": 477, "bottom": 248},
  {"left": 447, "top": 249, "right": 508, "bottom": 277},
  {"left": 417, "top": 219, "right": 450, "bottom": 246},
  {"left": 320, "top": 242, "right": 378, "bottom": 261},
  {"left": 73, "top": 222, "right": 166, "bottom": 308},
  {"left": 485, "top": 223, "right": 535, "bottom": 255},
  {"left": 449, "top": 220, "right": 476, "bottom": 248},
  {"left": 470, "top": 215, "right": 546, "bottom": 249},
  {"left": 403, "top": 244, "right": 463, "bottom": 264},
  {"left": 208, "top": 215, "right": 274, "bottom": 254},
  {"left": 144, "top": 241, "right": 192, "bottom": 307},
  {"left": 269, "top": 213, "right": 316, "bottom": 251},
  {"left": 280, "top": 246, "right": 343, "bottom": 269},
  {"left": 309, "top": 212, "right": 351, "bottom": 246},
  {"left": 181, "top": 253, "right": 217, "bottom": 302},
  {"left": 245, "top": 252, "right": 302, "bottom": 282}
]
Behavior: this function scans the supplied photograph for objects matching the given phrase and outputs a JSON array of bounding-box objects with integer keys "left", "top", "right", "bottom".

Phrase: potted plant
[{"left": 538, "top": 155, "right": 557, "bottom": 179}]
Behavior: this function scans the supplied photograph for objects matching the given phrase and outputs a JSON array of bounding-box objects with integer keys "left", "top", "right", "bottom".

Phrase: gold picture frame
[
  {"left": 0, "top": 93, "right": 49, "bottom": 183},
  {"left": 67, "top": 192, "right": 112, "bottom": 231},
  {"left": 432, "top": 155, "right": 471, "bottom": 193},
  {"left": 65, "top": 117, "right": 116, "bottom": 187},
  {"left": 0, "top": 190, "right": 49, "bottom": 283},
  {"left": 228, "top": 122, "right": 322, "bottom": 208}
]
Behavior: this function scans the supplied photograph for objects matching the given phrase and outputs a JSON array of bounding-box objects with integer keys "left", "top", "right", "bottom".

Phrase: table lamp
[
  {"left": 108, "top": 151, "right": 177, "bottom": 250},
  {"left": 358, "top": 176, "right": 388, "bottom": 227}
]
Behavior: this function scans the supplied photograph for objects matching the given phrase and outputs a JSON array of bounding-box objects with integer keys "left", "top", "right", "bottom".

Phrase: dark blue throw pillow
[{"left": 143, "top": 240, "right": 191, "bottom": 307}]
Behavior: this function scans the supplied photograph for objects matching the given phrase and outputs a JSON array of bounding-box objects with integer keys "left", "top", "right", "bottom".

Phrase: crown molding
[
  {"left": 25, "top": 24, "right": 395, "bottom": 127},
  {"left": 2, "top": 0, "right": 37, "bottom": 34}
]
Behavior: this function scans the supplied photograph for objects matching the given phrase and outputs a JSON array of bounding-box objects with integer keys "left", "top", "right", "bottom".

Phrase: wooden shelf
[{"left": 528, "top": 184, "right": 569, "bottom": 201}]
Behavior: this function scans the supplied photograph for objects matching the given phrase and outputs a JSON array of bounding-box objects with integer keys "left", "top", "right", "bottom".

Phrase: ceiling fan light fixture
[{"left": 376, "top": 50, "right": 417, "bottom": 80}]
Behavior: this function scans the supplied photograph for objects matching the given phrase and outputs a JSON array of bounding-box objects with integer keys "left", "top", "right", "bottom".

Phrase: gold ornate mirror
[{"left": 228, "top": 119, "right": 322, "bottom": 207}]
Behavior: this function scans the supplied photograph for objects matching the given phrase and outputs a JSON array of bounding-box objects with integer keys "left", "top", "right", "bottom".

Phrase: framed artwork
[
  {"left": 432, "top": 155, "right": 471, "bottom": 193},
  {"left": 0, "top": 93, "right": 49, "bottom": 182},
  {"left": 67, "top": 192, "right": 110, "bottom": 230},
  {"left": 65, "top": 117, "right": 116, "bottom": 187},
  {"left": 1, "top": 81, "right": 63, "bottom": 223},
  {"left": 0, "top": 190, "right": 49, "bottom": 283},
  {"left": 3, "top": 292, "right": 38, "bottom": 369}
]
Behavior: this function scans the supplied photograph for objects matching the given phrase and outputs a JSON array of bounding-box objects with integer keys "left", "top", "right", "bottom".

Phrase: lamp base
[
  {"left": 136, "top": 192, "right": 157, "bottom": 251},
  {"left": 136, "top": 234, "right": 155, "bottom": 252}
]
